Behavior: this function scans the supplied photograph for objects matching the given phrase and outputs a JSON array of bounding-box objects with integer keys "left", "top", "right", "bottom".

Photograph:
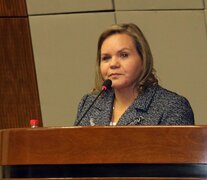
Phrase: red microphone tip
[{"left": 102, "top": 86, "right": 107, "bottom": 91}]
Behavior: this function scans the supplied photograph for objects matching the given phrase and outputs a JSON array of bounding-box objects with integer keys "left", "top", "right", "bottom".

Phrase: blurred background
[{"left": 0, "top": 0, "right": 207, "bottom": 128}]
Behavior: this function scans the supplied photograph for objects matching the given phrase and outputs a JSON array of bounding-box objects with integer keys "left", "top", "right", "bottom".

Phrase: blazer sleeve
[
  {"left": 74, "top": 94, "right": 88, "bottom": 125},
  {"left": 159, "top": 96, "right": 195, "bottom": 125}
]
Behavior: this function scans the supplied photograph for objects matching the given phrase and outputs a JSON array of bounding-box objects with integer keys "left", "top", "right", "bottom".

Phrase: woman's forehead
[{"left": 101, "top": 34, "right": 135, "bottom": 53}]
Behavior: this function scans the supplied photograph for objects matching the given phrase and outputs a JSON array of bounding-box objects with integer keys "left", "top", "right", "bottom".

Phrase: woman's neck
[
  {"left": 111, "top": 87, "right": 138, "bottom": 124},
  {"left": 114, "top": 87, "right": 138, "bottom": 107}
]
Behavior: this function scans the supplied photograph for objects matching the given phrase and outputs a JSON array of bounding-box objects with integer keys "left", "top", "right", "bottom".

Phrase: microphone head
[{"left": 102, "top": 79, "right": 112, "bottom": 91}]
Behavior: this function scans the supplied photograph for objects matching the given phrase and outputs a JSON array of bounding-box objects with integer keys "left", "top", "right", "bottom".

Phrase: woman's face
[{"left": 100, "top": 33, "right": 143, "bottom": 91}]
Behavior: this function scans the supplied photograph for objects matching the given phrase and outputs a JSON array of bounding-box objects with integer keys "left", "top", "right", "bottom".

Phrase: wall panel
[
  {"left": 0, "top": 0, "right": 27, "bottom": 16},
  {"left": 0, "top": 18, "right": 42, "bottom": 128},
  {"left": 29, "top": 12, "right": 115, "bottom": 126},
  {"left": 25, "top": 1, "right": 207, "bottom": 126},
  {"left": 0, "top": 0, "right": 42, "bottom": 129},
  {"left": 116, "top": 10, "right": 207, "bottom": 124},
  {"left": 26, "top": 0, "right": 113, "bottom": 15},
  {"left": 205, "top": 10, "right": 207, "bottom": 35},
  {"left": 206, "top": 10, "right": 207, "bottom": 23},
  {"left": 114, "top": 0, "right": 204, "bottom": 10}
]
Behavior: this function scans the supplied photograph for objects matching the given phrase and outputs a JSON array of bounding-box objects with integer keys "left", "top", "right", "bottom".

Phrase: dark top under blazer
[{"left": 74, "top": 84, "right": 194, "bottom": 126}]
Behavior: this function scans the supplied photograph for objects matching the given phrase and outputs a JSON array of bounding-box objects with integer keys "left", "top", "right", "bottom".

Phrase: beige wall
[
  {"left": 27, "top": 0, "right": 115, "bottom": 126},
  {"left": 26, "top": 0, "right": 207, "bottom": 126},
  {"left": 116, "top": 10, "right": 207, "bottom": 125},
  {"left": 114, "top": 0, "right": 204, "bottom": 10},
  {"left": 26, "top": 0, "right": 113, "bottom": 15},
  {"left": 29, "top": 12, "right": 115, "bottom": 127}
]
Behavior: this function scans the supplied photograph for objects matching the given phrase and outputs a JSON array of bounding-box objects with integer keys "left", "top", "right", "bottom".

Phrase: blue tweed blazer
[{"left": 74, "top": 84, "right": 194, "bottom": 126}]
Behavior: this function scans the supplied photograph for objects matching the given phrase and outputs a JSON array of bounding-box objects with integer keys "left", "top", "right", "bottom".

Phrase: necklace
[{"left": 110, "top": 121, "right": 117, "bottom": 126}]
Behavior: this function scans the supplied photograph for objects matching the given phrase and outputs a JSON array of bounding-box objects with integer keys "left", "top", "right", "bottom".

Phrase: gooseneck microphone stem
[
  {"left": 76, "top": 90, "right": 104, "bottom": 126},
  {"left": 75, "top": 79, "right": 112, "bottom": 126}
]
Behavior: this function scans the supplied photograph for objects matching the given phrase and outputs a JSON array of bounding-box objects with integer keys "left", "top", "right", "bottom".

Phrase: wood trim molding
[
  {"left": 0, "top": 0, "right": 42, "bottom": 128},
  {"left": 0, "top": 0, "right": 27, "bottom": 16}
]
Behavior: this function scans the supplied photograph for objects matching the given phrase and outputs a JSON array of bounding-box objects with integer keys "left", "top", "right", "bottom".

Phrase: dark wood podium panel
[
  {"left": 1, "top": 126, "right": 207, "bottom": 178},
  {"left": 0, "top": 179, "right": 207, "bottom": 180},
  {"left": 1, "top": 126, "right": 207, "bottom": 165},
  {"left": 0, "top": 178, "right": 207, "bottom": 180}
]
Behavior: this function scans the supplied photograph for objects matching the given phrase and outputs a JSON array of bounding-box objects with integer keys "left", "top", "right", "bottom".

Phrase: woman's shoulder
[
  {"left": 153, "top": 85, "right": 193, "bottom": 112},
  {"left": 152, "top": 85, "right": 194, "bottom": 125},
  {"left": 77, "top": 92, "right": 98, "bottom": 109},
  {"left": 78, "top": 89, "right": 113, "bottom": 108},
  {"left": 75, "top": 93, "right": 99, "bottom": 125},
  {"left": 80, "top": 92, "right": 98, "bottom": 102},
  {"left": 155, "top": 85, "right": 188, "bottom": 101}
]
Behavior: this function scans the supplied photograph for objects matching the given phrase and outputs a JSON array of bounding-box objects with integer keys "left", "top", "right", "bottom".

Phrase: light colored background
[{"left": 26, "top": 0, "right": 207, "bottom": 126}]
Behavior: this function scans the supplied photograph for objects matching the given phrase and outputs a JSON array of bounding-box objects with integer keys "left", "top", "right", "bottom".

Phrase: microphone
[
  {"left": 75, "top": 79, "right": 112, "bottom": 126},
  {"left": 101, "top": 79, "right": 112, "bottom": 91}
]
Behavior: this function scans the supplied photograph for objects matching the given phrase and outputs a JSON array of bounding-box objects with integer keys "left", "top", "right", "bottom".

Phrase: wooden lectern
[{"left": 0, "top": 126, "right": 207, "bottom": 180}]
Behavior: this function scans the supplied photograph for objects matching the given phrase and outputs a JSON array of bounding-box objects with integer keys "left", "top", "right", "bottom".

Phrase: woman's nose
[{"left": 110, "top": 57, "right": 120, "bottom": 69}]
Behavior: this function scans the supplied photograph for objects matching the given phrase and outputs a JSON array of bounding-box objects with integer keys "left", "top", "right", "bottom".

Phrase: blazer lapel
[
  {"left": 90, "top": 90, "right": 114, "bottom": 126},
  {"left": 117, "top": 85, "right": 158, "bottom": 126}
]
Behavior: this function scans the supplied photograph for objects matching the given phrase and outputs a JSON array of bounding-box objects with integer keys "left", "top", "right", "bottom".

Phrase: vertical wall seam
[
  {"left": 202, "top": 0, "right": 207, "bottom": 40},
  {"left": 112, "top": 0, "right": 117, "bottom": 23},
  {"left": 204, "top": 11, "right": 207, "bottom": 41}
]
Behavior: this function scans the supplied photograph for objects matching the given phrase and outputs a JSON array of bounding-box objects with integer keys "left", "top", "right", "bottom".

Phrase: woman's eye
[
  {"left": 101, "top": 55, "right": 111, "bottom": 61},
  {"left": 120, "top": 52, "right": 129, "bottom": 58}
]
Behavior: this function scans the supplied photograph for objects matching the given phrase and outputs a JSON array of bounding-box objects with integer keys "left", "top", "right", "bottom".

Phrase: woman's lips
[
  {"left": 109, "top": 73, "right": 122, "bottom": 76},
  {"left": 108, "top": 73, "right": 123, "bottom": 78}
]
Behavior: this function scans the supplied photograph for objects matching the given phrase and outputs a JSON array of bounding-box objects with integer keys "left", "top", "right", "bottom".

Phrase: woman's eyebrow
[
  {"left": 117, "top": 48, "right": 131, "bottom": 53},
  {"left": 101, "top": 48, "right": 131, "bottom": 56},
  {"left": 101, "top": 53, "right": 110, "bottom": 56}
]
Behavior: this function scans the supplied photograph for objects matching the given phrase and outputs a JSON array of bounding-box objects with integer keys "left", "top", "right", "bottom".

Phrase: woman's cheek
[{"left": 100, "top": 65, "right": 107, "bottom": 78}]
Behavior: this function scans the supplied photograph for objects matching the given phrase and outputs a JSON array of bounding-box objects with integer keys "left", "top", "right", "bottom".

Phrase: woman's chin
[
  {"left": 111, "top": 81, "right": 136, "bottom": 91},
  {"left": 112, "top": 84, "right": 127, "bottom": 90}
]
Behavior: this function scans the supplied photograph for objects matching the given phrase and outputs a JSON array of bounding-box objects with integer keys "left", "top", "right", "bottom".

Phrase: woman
[{"left": 74, "top": 23, "right": 194, "bottom": 126}]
